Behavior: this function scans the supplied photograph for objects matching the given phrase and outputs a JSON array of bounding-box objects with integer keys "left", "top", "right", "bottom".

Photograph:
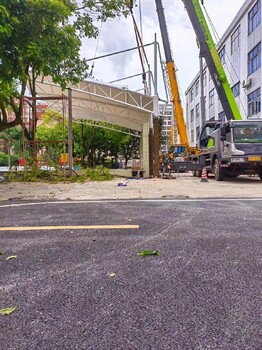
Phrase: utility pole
[
  {"left": 68, "top": 88, "right": 73, "bottom": 177},
  {"left": 199, "top": 57, "right": 206, "bottom": 125},
  {"left": 153, "top": 33, "right": 160, "bottom": 177}
]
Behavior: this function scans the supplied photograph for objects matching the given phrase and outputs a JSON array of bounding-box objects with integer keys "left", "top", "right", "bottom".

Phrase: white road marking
[
  {"left": 0, "top": 198, "right": 262, "bottom": 209},
  {"left": 0, "top": 225, "right": 139, "bottom": 232}
]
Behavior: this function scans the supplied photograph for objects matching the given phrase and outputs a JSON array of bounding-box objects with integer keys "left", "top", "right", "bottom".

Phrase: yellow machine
[{"left": 155, "top": 0, "right": 199, "bottom": 157}]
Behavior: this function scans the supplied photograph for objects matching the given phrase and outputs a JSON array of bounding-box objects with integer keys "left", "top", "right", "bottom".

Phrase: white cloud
[{"left": 81, "top": 0, "right": 246, "bottom": 99}]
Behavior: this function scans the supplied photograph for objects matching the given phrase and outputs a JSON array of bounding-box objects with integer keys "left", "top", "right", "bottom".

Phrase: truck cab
[
  {"left": 198, "top": 121, "right": 221, "bottom": 149},
  {"left": 199, "top": 120, "right": 262, "bottom": 180}
]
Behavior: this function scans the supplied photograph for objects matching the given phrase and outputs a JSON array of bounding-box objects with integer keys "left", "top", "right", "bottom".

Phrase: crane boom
[
  {"left": 156, "top": 1, "right": 262, "bottom": 181},
  {"left": 155, "top": 0, "right": 190, "bottom": 149},
  {"left": 182, "top": 0, "right": 242, "bottom": 120}
]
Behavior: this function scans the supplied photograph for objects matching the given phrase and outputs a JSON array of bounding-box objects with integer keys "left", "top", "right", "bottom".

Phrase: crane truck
[
  {"left": 155, "top": 0, "right": 200, "bottom": 175},
  {"left": 157, "top": 0, "right": 262, "bottom": 180},
  {"left": 182, "top": 0, "right": 262, "bottom": 181}
]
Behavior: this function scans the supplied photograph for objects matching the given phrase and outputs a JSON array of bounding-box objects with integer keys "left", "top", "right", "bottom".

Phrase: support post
[
  {"left": 199, "top": 57, "right": 206, "bottom": 124},
  {"left": 153, "top": 116, "right": 160, "bottom": 177},
  {"left": 149, "top": 125, "right": 154, "bottom": 177},
  {"left": 153, "top": 33, "right": 159, "bottom": 177},
  {"left": 68, "top": 88, "right": 73, "bottom": 177}
]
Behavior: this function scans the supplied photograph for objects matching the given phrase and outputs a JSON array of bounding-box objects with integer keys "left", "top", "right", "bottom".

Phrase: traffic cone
[{"left": 200, "top": 167, "right": 208, "bottom": 182}]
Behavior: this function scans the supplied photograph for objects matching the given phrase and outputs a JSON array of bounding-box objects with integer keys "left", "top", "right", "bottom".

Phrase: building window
[
  {"left": 196, "top": 103, "right": 200, "bottom": 119},
  {"left": 248, "top": 0, "right": 261, "bottom": 35},
  {"left": 219, "top": 46, "right": 226, "bottom": 64},
  {"left": 232, "top": 82, "right": 240, "bottom": 97},
  {"left": 248, "top": 42, "right": 261, "bottom": 75},
  {"left": 190, "top": 109, "right": 194, "bottom": 122},
  {"left": 203, "top": 71, "right": 207, "bottom": 86},
  {"left": 209, "top": 89, "right": 215, "bottom": 107},
  {"left": 196, "top": 126, "right": 200, "bottom": 138},
  {"left": 231, "top": 26, "right": 240, "bottom": 54},
  {"left": 191, "top": 130, "right": 194, "bottom": 144},
  {"left": 248, "top": 88, "right": 261, "bottom": 117},
  {"left": 190, "top": 89, "right": 194, "bottom": 102},
  {"left": 218, "top": 111, "right": 226, "bottom": 121},
  {"left": 195, "top": 80, "right": 199, "bottom": 96}
]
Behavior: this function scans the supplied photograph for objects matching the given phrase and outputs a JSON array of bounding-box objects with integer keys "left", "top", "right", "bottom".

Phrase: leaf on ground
[
  {"left": 0, "top": 307, "right": 16, "bottom": 315},
  {"left": 137, "top": 250, "right": 161, "bottom": 257},
  {"left": 6, "top": 255, "right": 17, "bottom": 261},
  {"left": 108, "top": 272, "right": 116, "bottom": 277}
]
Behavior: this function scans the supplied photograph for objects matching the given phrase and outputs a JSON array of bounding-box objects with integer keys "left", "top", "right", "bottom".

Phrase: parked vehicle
[{"left": 156, "top": 0, "right": 262, "bottom": 180}]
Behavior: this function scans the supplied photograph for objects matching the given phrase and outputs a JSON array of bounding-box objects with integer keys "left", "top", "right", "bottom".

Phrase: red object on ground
[{"left": 200, "top": 167, "right": 208, "bottom": 182}]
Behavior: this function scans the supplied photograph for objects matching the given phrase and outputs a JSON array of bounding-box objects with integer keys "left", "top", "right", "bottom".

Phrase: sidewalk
[{"left": 0, "top": 174, "right": 261, "bottom": 201}]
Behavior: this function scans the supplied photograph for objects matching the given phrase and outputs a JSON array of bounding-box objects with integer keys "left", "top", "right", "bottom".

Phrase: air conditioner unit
[{"left": 242, "top": 78, "right": 252, "bottom": 89}]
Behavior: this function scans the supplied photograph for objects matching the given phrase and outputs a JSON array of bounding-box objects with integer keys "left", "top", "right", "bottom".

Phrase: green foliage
[
  {"left": 10, "top": 154, "right": 19, "bottom": 166},
  {"left": 7, "top": 165, "right": 113, "bottom": 183},
  {"left": 0, "top": 153, "right": 8, "bottom": 166},
  {"left": 0, "top": 153, "right": 19, "bottom": 166},
  {"left": 37, "top": 117, "right": 139, "bottom": 168},
  {"left": 0, "top": 0, "right": 129, "bottom": 135},
  {"left": 7, "top": 167, "right": 57, "bottom": 182},
  {"left": 0, "top": 127, "right": 23, "bottom": 156},
  {"left": 0, "top": 307, "right": 16, "bottom": 316},
  {"left": 137, "top": 250, "right": 161, "bottom": 257},
  {"left": 85, "top": 166, "right": 112, "bottom": 181}
]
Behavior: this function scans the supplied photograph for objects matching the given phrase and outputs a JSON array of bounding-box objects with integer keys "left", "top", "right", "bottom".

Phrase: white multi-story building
[
  {"left": 185, "top": 0, "right": 261, "bottom": 146},
  {"left": 159, "top": 103, "right": 174, "bottom": 153}
]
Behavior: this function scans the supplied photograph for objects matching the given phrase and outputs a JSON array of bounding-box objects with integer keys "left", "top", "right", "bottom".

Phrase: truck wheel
[
  {"left": 214, "top": 159, "right": 224, "bottom": 181},
  {"left": 192, "top": 161, "right": 201, "bottom": 177},
  {"left": 259, "top": 172, "right": 262, "bottom": 180},
  {"left": 196, "top": 170, "right": 202, "bottom": 177},
  {"left": 192, "top": 160, "right": 197, "bottom": 177}
]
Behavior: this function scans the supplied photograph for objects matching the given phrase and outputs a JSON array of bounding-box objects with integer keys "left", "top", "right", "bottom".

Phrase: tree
[
  {"left": 0, "top": 0, "right": 129, "bottom": 140},
  {"left": 119, "top": 133, "right": 140, "bottom": 166},
  {"left": 36, "top": 116, "right": 140, "bottom": 168},
  {"left": 0, "top": 127, "right": 23, "bottom": 168}
]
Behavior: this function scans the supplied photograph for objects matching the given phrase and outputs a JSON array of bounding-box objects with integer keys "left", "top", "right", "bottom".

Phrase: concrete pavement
[{"left": 0, "top": 173, "right": 261, "bottom": 201}]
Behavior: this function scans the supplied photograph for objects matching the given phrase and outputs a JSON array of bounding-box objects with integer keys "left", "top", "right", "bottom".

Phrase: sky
[{"left": 80, "top": 0, "right": 246, "bottom": 103}]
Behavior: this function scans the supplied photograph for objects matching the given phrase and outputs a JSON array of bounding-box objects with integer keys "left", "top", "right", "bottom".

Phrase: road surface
[{"left": 1, "top": 199, "right": 261, "bottom": 349}]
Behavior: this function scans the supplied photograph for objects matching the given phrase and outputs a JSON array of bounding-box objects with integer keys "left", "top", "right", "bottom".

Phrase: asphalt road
[{"left": 0, "top": 199, "right": 261, "bottom": 350}]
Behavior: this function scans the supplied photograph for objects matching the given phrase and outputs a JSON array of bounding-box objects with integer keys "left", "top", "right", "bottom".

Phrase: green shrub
[
  {"left": 0, "top": 153, "right": 8, "bottom": 166},
  {"left": 86, "top": 166, "right": 112, "bottom": 181},
  {"left": 7, "top": 165, "right": 113, "bottom": 183},
  {"left": 0, "top": 153, "right": 20, "bottom": 166},
  {"left": 10, "top": 154, "right": 19, "bottom": 166}
]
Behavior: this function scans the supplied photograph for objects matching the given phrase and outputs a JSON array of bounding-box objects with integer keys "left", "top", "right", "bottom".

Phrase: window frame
[
  {"left": 195, "top": 80, "right": 199, "bottom": 96},
  {"left": 203, "top": 71, "right": 207, "bottom": 87},
  {"left": 191, "top": 129, "right": 194, "bottom": 144},
  {"left": 232, "top": 82, "right": 240, "bottom": 97},
  {"left": 248, "top": 42, "right": 261, "bottom": 75},
  {"left": 190, "top": 89, "right": 194, "bottom": 102},
  {"left": 248, "top": 88, "right": 261, "bottom": 117},
  {"left": 190, "top": 109, "right": 194, "bottom": 122},
  {"left": 219, "top": 46, "right": 226, "bottom": 64},
  {"left": 248, "top": 0, "right": 261, "bottom": 35},
  {"left": 231, "top": 25, "right": 240, "bottom": 54},
  {"left": 195, "top": 103, "right": 200, "bottom": 119},
  {"left": 209, "top": 89, "right": 215, "bottom": 107}
]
